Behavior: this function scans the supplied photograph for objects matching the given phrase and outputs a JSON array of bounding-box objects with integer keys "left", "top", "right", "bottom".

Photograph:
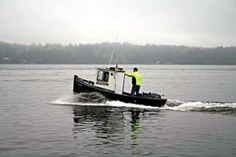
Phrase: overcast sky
[{"left": 0, "top": 0, "right": 236, "bottom": 47}]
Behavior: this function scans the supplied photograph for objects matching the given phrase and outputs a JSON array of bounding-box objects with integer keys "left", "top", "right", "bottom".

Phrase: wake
[
  {"left": 165, "top": 100, "right": 236, "bottom": 113},
  {"left": 51, "top": 93, "right": 158, "bottom": 109},
  {"left": 51, "top": 93, "right": 236, "bottom": 113}
]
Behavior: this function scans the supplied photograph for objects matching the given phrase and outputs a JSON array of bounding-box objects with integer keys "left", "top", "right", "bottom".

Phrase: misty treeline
[{"left": 0, "top": 41, "right": 236, "bottom": 64}]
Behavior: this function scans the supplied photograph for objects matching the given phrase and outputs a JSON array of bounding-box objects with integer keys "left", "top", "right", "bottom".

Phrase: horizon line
[{"left": 0, "top": 40, "right": 235, "bottom": 49}]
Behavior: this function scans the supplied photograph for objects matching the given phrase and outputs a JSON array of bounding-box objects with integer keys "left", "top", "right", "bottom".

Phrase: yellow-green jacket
[{"left": 125, "top": 71, "right": 142, "bottom": 86}]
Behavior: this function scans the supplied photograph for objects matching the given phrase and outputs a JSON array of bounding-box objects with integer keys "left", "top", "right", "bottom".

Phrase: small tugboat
[{"left": 73, "top": 66, "right": 167, "bottom": 107}]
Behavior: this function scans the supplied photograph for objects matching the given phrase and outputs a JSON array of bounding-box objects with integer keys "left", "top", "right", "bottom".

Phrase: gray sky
[{"left": 0, "top": 0, "right": 236, "bottom": 47}]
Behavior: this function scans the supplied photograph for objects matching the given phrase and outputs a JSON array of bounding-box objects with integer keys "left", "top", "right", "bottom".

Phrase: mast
[{"left": 108, "top": 36, "right": 118, "bottom": 65}]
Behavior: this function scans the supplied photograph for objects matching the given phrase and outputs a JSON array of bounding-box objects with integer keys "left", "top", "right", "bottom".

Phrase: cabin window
[{"left": 97, "top": 71, "right": 109, "bottom": 82}]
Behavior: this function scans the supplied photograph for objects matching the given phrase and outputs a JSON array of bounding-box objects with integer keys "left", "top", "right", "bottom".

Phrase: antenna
[{"left": 108, "top": 36, "right": 118, "bottom": 65}]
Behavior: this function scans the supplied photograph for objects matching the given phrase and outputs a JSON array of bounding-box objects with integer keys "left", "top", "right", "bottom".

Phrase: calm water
[{"left": 0, "top": 64, "right": 236, "bottom": 157}]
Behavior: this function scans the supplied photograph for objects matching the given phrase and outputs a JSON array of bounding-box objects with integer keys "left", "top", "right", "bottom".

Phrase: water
[{"left": 0, "top": 64, "right": 236, "bottom": 157}]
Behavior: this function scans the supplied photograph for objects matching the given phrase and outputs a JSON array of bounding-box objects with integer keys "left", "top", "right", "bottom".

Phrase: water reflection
[
  {"left": 72, "top": 105, "right": 126, "bottom": 149},
  {"left": 71, "top": 105, "right": 162, "bottom": 156},
  {"left": 72, "top": 106, "right": 125, "bottom": 133},
  {"left": 130, "top": 111, "right": 141, "bottom": 139},
  {"left": 130, "top": 111, "right": 142, "bottom": 156}
]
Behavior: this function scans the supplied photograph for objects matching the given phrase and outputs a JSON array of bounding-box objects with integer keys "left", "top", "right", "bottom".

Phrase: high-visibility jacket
[{"left": 125, "top": 71, "right": 142, "bottom": 86}]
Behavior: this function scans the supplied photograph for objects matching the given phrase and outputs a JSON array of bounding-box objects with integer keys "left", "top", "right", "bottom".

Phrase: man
[{"left": 125, "top": 67, "right": 142, "bottom": 96}]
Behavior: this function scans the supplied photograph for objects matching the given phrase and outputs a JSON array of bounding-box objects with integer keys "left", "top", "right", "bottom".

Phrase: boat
[{"left": 73, "top": 66, "right": 167, "bottom": 107}]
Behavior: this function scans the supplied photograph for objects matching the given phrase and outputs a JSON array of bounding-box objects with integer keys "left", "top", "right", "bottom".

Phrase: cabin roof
[{"left": 97, "top": 66, "right": 125, "bottom": 73}]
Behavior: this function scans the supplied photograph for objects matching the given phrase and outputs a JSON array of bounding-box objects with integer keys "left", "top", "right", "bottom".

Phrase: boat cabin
[{"left": 95, "top": 66, "right": 125, "bottom": 94}]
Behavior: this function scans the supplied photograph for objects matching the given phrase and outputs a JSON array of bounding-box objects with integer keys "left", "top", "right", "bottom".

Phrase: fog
[{"left": 0, "top": 0, "right": 236, "bottom": 47}]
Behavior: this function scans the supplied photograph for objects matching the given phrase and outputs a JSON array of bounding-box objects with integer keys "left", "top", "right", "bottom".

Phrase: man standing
[{"left": 125, "top": 67, "right": 142, "bottom": 96}]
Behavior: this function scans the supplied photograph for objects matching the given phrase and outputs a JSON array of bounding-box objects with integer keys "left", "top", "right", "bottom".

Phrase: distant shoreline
[{"left": 1, "top": 41, "right": 236, "bottom": 65}]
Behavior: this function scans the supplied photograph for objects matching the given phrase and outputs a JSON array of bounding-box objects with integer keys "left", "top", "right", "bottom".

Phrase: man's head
[{"left": 133, "top": 67, "right": 138, "bottom": 72}]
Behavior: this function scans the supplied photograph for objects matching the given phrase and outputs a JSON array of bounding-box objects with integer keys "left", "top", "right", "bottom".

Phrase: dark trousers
[{"left": 131, "top": 85, "right": 140, "bottom": 96}]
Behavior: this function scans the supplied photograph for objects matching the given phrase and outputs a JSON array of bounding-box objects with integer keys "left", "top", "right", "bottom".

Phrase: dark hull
[{"left": 73, "top": 75, "right": 167, "bottom": 107}]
